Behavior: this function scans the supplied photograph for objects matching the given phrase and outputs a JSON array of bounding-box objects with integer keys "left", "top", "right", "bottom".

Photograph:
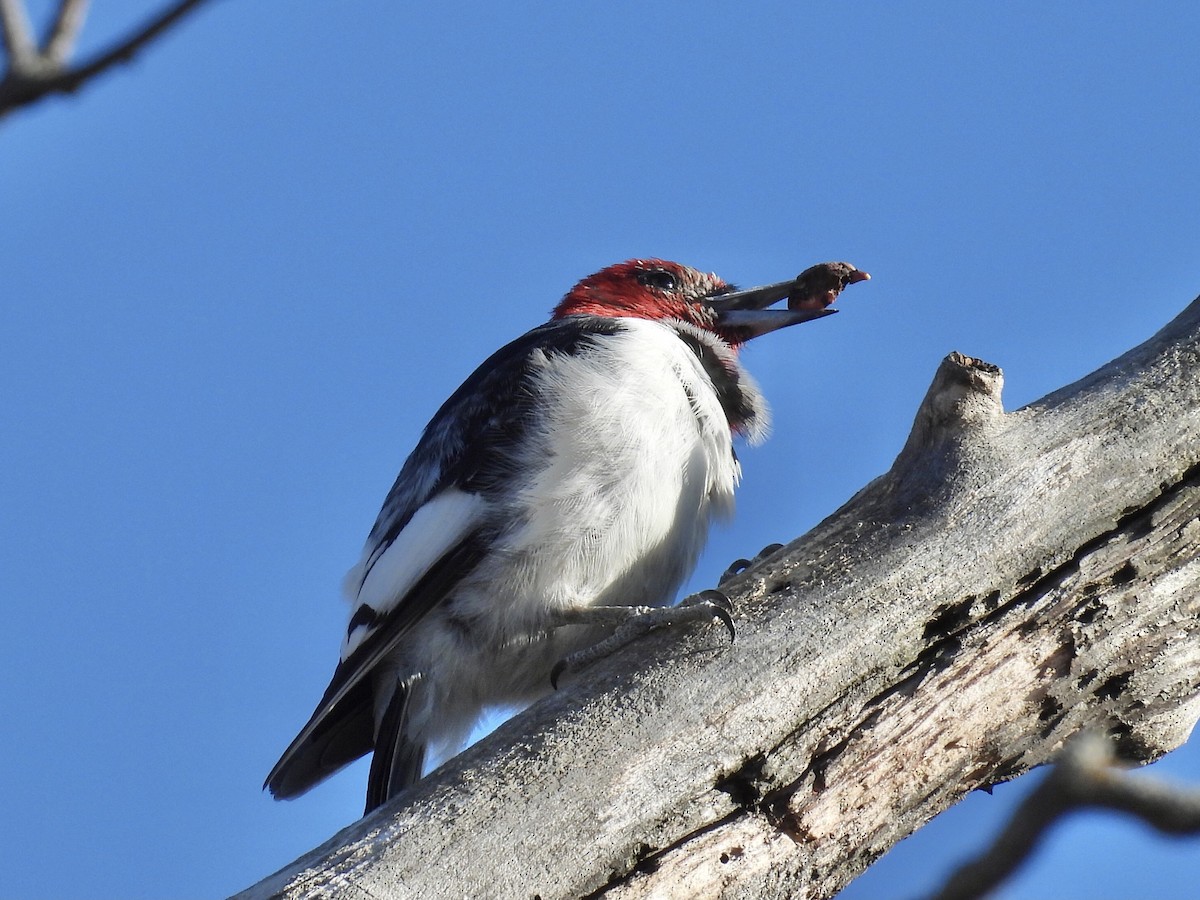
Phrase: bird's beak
[
  {"left": 704, "top": 263, "right": 871, "bottom": 341},
  {"left": 704, "top": 279, "right": 836, "bottom": 341}
]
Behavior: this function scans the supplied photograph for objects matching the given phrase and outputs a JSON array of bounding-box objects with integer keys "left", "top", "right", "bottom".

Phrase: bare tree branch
[
  {"left": 930, "top": 733, "right": 1200, "bottom": 900},
  {"left": 234, "top": 293, "right": 1200, "bottom": 899},
  {"left": 0, "top": 0, "right": 213, "bottom": 118}
]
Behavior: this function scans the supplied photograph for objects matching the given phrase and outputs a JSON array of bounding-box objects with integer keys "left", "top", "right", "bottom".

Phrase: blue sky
[{"left": 3, "top": 3, "right": 1199, "bottom": 897}]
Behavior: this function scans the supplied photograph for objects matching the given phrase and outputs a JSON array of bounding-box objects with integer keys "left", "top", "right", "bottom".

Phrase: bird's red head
[
  {"left": 552, "top": 258, "right": 847, "bottom": 346},
  {"left": 552, "top": 260, "right": 727, "bottom": 331}
]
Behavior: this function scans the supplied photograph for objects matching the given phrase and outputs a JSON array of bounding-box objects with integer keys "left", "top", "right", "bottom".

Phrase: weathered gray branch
[
  {"left": 0, "top": 0, "right": 212, "bottom": 118},
  {"left": 931, "top": 733, "right": 1200, "bottom": 900},
  {"left": 237, "top": 293, "right": 1200, "bottom": 900}
]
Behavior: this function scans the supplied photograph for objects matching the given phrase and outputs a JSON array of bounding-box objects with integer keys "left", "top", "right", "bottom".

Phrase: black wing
[{"left": 265, "top": 316, "right": 623, "bottom": 799}]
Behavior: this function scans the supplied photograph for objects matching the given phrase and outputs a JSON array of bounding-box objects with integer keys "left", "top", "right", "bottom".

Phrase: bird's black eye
[{"left": 637, "top": 269, "right": 678, "bottom": 291}]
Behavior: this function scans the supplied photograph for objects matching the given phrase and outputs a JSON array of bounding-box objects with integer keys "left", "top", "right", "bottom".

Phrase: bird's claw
[
  {"left": 756, "top": 542, "right": 784, "bottom": 561},
  {"left": 681, "top": 588, "right": 731, "bottom": 612},
  {"left": 550, "top": 658, "right": 568, "bottom": 690},
  {"left": 719, "top": 543, "right": 784, "bottom": 585},
  {"left": 710, "top": 603, "right": 736, "bottom": 642},
  {"left": 720, "top": 559, "right": 751, "bottom": 585},
  {"left": 549, "top": 592, "right": 737, "bottom": 688},
  {"left": 681, "top": 589, "right": 735, "bottom": 641}
]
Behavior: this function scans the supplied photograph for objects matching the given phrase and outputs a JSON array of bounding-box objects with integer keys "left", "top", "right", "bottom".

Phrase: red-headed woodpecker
[{"left": 266, "top": 259, "right": 869, "bottom": 814}]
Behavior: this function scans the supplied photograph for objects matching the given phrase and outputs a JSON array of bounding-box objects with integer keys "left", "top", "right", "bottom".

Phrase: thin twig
[
  {"left": 0, "top": 0, "right": 213, "bottom": 117},
  {"left": 60, "top": 0, "right": 209, "bottom": 88},
  {"left": 0, "top": 0, "right": 36, "bottom": 64},
  {"left": 928, "top": 733, "right": 1200, "bottom": 900},
  {"left": 43, "top": 0, "right": 90, "bottom": 65}
]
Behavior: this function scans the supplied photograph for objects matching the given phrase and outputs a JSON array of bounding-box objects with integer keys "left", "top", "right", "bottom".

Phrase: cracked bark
[{"left": 236, "top": 294, "right": 1200, "bottom": 900}]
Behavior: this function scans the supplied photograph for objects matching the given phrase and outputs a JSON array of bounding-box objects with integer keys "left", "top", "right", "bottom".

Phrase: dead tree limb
[
  {"left": 236, "top": 292, "right": 1200, "bottom": 900},
  {"left": 931, "top": 733, "right": 1200, "bottom": 900},
  {"left": 0, "top": 0, "right": 213, "bottom": 118}
]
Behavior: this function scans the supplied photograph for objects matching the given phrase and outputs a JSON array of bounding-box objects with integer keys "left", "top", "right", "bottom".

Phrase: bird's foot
[
  {"left": 549, "top": 590, "right": 735, "bottom": 688},
  {"left": 719, "top": 543, "right": 784, "bottom": 586}
]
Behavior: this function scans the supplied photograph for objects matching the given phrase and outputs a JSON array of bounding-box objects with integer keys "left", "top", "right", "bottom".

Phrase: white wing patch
[{"left": 340, "top": 487, "right": 485, "bottom": 660}]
